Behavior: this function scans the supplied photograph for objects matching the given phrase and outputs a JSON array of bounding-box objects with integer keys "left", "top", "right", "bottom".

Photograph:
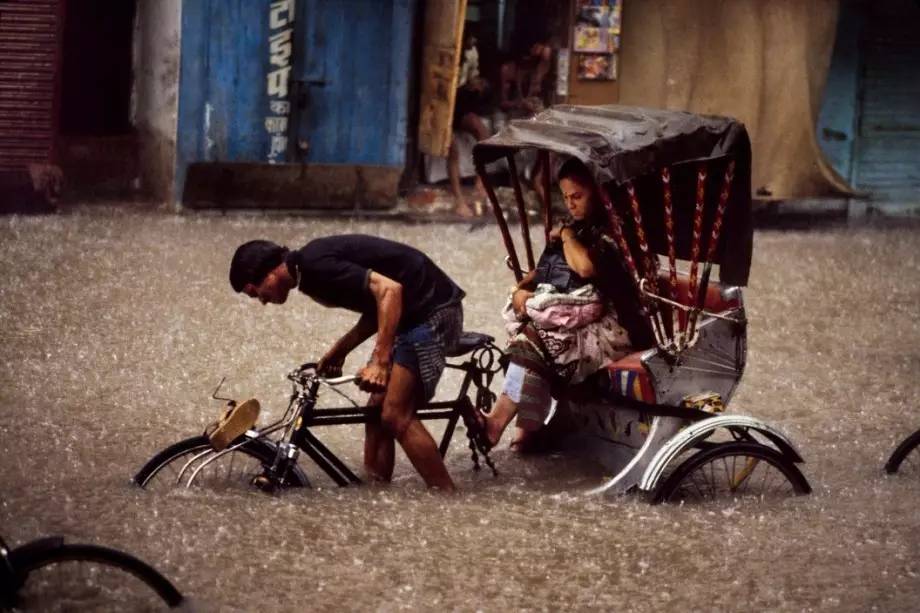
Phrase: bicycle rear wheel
[
  {"left": 133, "top": 435, "right": 309, "bottom": 491},
  {"left": 7, "top": 537, "right": 182, "bottom": 610},
  {"left": 885, "top": 428, "right": 920, "bottom": 475},
  {"left": 651, "top": 441, "right": 812, "bottom": 504}
]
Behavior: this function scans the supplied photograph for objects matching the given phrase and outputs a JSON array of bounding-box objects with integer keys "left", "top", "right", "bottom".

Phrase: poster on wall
[
  {"left": 576, "top": 0, "right": 621, "bottom": 30},
  {"left": 574, "top": 0, "right": 621, "bottom": 81},
  {"left": 573, "top": 27, "right": 619, "bottom": 53},
  {"left": 576, "top": 53, "right": 616, "bottom": 81}
]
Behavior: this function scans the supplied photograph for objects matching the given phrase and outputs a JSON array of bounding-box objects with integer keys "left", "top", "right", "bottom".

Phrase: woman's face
[{"left": 559, "top": 177, "right": 596, "bottom": 221}]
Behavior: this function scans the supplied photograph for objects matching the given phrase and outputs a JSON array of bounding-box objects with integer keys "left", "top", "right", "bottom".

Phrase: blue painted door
[
  {"left": 177, "top": 0, "right": 274, "bottom": 165},
  {"left": 176, "top": 0, "right": 415, "bottom": 201},
  {"left": 294, "top": 0, "right": 414, "bottom": 166}
]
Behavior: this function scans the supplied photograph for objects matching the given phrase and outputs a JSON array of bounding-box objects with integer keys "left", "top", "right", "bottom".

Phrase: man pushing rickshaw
[{"left": 136, "top": 104, "right": 812, "bottom": 504}]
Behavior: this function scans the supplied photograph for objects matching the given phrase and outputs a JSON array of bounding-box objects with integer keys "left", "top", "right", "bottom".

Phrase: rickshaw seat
[
  {"left": 657, "top": 272, "right": 740, "bottom": 313},
  {"left": 601, "top": 351, "right": 657, "bottom": 404},
  {"left": 446, "top": 331, "right": 495, "bottom": 357}
]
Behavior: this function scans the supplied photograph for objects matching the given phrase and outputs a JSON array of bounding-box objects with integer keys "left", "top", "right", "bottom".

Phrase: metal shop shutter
[
  {"left": 0, "top": 0, "right": 63, "bottom": 173},
  {"left": 854, "top": 39, "right": 920, "bottom": 199}
]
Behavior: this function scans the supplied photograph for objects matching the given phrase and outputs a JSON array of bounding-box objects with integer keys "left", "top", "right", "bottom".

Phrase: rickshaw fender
[{"left": 637, "top": 415, "right": 805, "bottom": 492}]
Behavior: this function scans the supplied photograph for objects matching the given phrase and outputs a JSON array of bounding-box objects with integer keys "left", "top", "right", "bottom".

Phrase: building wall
[
  {"left": 617, "top": 0, "right": 851, "bottom": 200},
  {"left": 133, "top": 0, "right": 181, "bottom": 205}
]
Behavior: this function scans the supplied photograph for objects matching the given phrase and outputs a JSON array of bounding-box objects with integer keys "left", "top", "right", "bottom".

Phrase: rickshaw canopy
[{"left": 472, "top": 105, "right": 753, "bottom": 286}]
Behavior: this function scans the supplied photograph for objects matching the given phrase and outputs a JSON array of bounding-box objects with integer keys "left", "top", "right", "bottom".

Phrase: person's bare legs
[
  {"left": 364, "top": 392, "right": 395, "bottom": 481},
  {"left": 459, "top": 113, "right": 492, "bottom": 215},
  {"left": 483, "top": 393, "right": 517, "bottom": 447},
  {"left": 483, "top": 393, "right": 544, "bottom": 450},
  {"left": 448, "top": 113, "right": 493, "bottom": 217},
  {"left": 380, "top": 363, "right": 455, "bottom": 490},
  {"left": 448, "top": 135, "right": 475, "bottom": 218},
  {"left": 459, "top": 112, "right": 490, "bottom": 142}
]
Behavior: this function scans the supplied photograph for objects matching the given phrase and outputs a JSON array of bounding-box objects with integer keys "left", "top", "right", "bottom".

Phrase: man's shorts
[{"left": 390, "top": 303, "right": 463, "bottom": 401}]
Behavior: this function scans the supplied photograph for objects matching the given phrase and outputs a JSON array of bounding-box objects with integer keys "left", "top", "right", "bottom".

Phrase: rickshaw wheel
[
  {"left": 885, "top": 428, "right": 920, "bottom": 475},
  {"left": 650, "top": 441, "right": 811, "bottom": 505}
]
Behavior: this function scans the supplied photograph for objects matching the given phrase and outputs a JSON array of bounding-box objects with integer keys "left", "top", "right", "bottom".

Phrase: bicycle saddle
[{"left": 447, "top": 331, "right": 495, "bottom": 357}]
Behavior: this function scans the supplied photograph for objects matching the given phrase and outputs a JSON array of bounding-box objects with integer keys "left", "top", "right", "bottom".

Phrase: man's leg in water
[
  {"left": 364, "top": 392, "right": 395, "bottom": 482},
  {"left": 381, "top": 363, "right": 455, "bottom": 491}
]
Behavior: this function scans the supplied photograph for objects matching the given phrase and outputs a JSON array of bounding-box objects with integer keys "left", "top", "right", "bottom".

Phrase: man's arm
[
  {"left": 357, "top": 271, "right": 403, "bottom": 392},
  {"left": 317, "top": 312, "right": 377, "bottom": 376}
]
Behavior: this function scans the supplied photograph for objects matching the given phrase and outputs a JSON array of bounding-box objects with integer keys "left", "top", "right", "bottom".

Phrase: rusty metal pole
[
  {"left": 540, "top": 150, "right": 552, "bottom": 243},
  {"left": 476, "top": 162, "right": 523, "bottom": 281},
  {"left": 506, "top": 154, "right": 534, "bottom": 271}
]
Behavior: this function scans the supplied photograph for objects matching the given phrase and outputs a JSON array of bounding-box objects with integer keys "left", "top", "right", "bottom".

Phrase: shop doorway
[{"left": 58, "top": 0, "right": 138, "bottom": 198}]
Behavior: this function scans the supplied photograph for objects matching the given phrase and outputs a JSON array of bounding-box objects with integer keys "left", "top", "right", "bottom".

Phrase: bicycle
[
  {"left": 133, "top": 332, "right": 504, "bottom": 492},
  {"left": 885, "top": 427, "right": 920, "bottom": 475},
  {"left": 0, "top": 533, "right": 183, "bottom": 610}
]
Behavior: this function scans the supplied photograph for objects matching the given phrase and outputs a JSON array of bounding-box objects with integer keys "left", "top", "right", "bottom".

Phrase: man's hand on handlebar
[
  {"left": 317, "top": 350, "right": 346, "bottom": 377},
  {"left": 356, "top": 360, "right": 389, "bottom": 393}
]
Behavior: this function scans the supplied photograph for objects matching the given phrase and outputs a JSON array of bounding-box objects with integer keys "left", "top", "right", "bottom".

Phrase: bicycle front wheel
[
  {"left": 133, "top": 435, "right": 310, "bottom": 491},
  {"left": 8, "top": 538, "right": 182, "bottom": 610}
]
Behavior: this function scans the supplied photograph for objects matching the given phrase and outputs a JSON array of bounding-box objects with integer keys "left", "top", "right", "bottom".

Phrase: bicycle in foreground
[
  {"left": 1, "top": 533, "right": 183, "bottom": 610},
  {"left": 885, "top": 426, "right": 920, "bottom": 475},
  {"left": 133, "top": 333, "right": 503, "bottom": 492}
]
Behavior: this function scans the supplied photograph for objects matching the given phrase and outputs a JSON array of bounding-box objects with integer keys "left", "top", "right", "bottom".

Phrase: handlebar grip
[{"left": 323, "top": 374, "right": 359, "bottom": 386}]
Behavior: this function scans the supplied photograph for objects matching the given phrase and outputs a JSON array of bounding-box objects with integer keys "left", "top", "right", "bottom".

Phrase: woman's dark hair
[
  {"left": 229, "top": 240, "right": 289, "bottom": 292},
  {"left": 557, "top": 157, "right": 595, "bottom": 187}
]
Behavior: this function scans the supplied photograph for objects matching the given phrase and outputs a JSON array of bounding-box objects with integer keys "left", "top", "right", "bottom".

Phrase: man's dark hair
[
  {"left": 557, "top": 157, "right": 594, "bottom": 186},
  {"left": 229, "top": 240, "right": 289, "bottom": 292}
]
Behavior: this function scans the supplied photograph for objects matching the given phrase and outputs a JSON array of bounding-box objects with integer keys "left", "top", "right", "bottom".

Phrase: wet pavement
[{"left": 1, "top": 207, "right": 918, "bottom": 611}]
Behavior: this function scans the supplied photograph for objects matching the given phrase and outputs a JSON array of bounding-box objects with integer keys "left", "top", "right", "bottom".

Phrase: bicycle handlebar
[
  {"left": 322, "top": 374, "right": 359, "bottom": 386},
  {"left": 291, "top": 363, "right": 360, "bottom": 387}
]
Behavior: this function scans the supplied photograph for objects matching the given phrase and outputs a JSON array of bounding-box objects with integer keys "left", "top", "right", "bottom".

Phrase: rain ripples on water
[{"left": 1, "top": 209, "right": 918, "bottom": 611}]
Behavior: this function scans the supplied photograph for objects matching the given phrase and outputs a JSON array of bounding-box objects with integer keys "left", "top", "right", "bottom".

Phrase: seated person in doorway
[
  {"left": 497, "top": 30, "right": 556, "bottom": 205},
  {"left": 449, "top": 29, "right": 493, "bottom": 218},
  {"left": 497, "top": 28, "right": 555, "bottom": 118},
  {"left": 478, "top": 158, "right": 653, "bottom": 452},
  {"left": 229, "top": 234, "right": 467, "bottom": 491}
]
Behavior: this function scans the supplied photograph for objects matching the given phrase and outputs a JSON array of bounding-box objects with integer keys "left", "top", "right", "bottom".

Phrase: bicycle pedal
[{"left": 208, "top": 398, "right": 260, "bottom": 450}]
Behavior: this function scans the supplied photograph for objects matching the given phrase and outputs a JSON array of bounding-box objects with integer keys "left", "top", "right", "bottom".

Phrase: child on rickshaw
[{"left": 479, "top": 158, "right": 653, "bottom": 451}]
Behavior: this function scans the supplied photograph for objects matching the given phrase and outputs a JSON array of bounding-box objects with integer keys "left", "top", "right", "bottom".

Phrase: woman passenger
[{"left": 479, "top": 158, "right": 652, "bottom": 451}]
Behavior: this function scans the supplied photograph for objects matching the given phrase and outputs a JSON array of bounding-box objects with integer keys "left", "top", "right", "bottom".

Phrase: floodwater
[{"left": 1, "top": 208, "right": 918, "bottom": 611}]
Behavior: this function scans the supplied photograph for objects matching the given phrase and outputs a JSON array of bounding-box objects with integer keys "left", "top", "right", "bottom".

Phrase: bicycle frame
[{"left": 183, "top": 341, "right": 504, "bottom": 489}]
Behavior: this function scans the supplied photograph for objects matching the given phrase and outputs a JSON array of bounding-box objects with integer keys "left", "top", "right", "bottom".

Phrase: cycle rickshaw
[{"left": 471, "top": 104, "right": 812, "bottom": 503}]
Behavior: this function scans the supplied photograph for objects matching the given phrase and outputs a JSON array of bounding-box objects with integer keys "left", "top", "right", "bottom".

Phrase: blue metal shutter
[{"left": 854, "top": 40, "right": 920, "bottom": 198}]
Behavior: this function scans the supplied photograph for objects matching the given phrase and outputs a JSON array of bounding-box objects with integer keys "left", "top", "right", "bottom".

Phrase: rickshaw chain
[{"left": 466, "top": 432, "right": 498, "bottom": 477}]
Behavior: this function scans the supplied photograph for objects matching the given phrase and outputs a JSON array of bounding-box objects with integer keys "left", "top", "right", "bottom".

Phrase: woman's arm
[
  {"left": 559, "top": 227, "right": 596, "bottom": 278},
  {"left": 510, "top": 269, "right": 537, "bottom": 317}
]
